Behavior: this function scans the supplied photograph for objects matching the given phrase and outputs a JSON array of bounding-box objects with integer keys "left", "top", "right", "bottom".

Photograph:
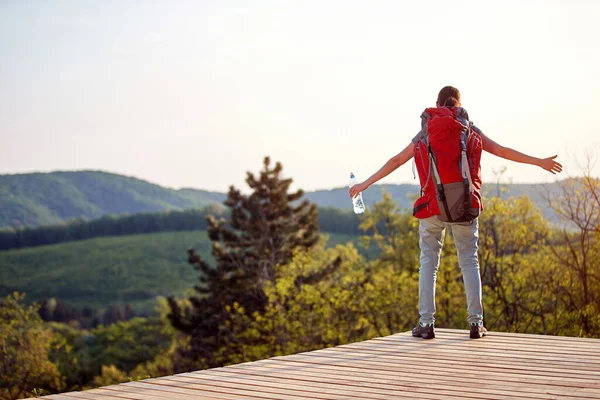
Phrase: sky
[{"left": 1, "top": 0, "right": 599, "bottom": 193}]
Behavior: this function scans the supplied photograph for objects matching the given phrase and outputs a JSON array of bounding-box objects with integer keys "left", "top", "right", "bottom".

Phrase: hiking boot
[
  {"left": 470, "top": 322, "right": 487, "bottom": 339},
  {"left": 412, "top": 322, "right": 435, "bottom": 339}
]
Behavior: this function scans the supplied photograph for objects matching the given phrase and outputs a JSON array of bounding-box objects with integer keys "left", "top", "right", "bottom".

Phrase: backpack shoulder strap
[
  {"left": 455, "top": 107, "right": 470, "bottom": 121},
  {"left": 420, "top": 109, "right": 431, "bottom": 121},
  {"left": 419, "top": 109, "right": 433, "bottom": 144}
]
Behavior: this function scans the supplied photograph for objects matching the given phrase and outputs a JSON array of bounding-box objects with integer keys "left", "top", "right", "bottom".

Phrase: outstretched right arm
[
  {"left": 480, "top": 133, "right": 563, "bottom": 175},
  {"left": 349, "top": 142, "right": 414, "bottom": 198}
]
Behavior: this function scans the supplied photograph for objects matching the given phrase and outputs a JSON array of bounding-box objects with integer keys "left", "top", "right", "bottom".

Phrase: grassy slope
[{"left": 0, "top": 230, "right": 360, "bottom": 313}]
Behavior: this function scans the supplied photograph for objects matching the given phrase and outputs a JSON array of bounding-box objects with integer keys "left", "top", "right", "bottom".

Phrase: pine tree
[{"left": 168, "top": 157, "right": 323, "bottom": 368}]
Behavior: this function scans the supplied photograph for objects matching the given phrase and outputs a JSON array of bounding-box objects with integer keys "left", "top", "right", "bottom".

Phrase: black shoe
[
  {"left": 470, "top": 322, "right": 487, "bottom": 339},
  {"left": 412, "top": 323, "right": 435, "bottom": 339}
]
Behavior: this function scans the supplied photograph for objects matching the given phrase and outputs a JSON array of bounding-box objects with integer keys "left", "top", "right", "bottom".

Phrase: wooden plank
[
  {"left": 56, "top": 389, "right": 130, "bottom": 399},
  {"left": 372, "top": 338, "right": 600, "bottom": 359},
  {"left": 378, "top": 332, "right": 600, "bottom": 354},
  {"left": 271, "top": 357, "right": 600, "bottom": 393},
  {"left": 162, "top": 374, "right": 427, "bottom": 400},
  {"left": 302, "top": 352, "right": 600, "bottom": 383},
  {"left": 164, "top": 373, "right": 470, "bottom": 400},
  {"left": 277, "top": 349, "right": 600, "bottom": 380},
  {"left": 335, "top": 340, "right": 600, "bottom": 368},
  {"left": 231, "top": 358, "right": 600, "bottom": 389},
  {"left": 298, "top": 345, "right": 600, "bottom": 375},
  {"left": 436, "top": 328, "right": 600, "bottom": 342},
  {"left": 186, "top": 369, "right": 479, "bottom": 400},
  {"left": 310, "top": 339, "right": 600, "bottom": 369},
  {"left": 126, "top": 381, "right": 306, "bottom": 400},
  {"left": 195, "top": 364, "right": 600, "bottom": 400},
  {"left": 52, "top": 392, "right": 99, "bottom": 399},
  {"left": 367, "top": 339, "right": 600, "bottom": 361},
  {"left": 226, "top": 358, "right": 600, "bottom": 396},
  {"left": 375, "top": 332, "right": 600, "bottom": 354},
  {"left": 69, "top": 388, "right": 147, "bottom": 399},
  {"left": 325, "top": 346, "right": 600, "bottom": 376},
  {"left": 101, "top": 383, "right": 230, "bottom": 400},
  {"left": 125, "top": 378, "right": 349, "bottom": 400},
  {"left": 350, "top": 337, "right": 600, "bottom": 360},
  {"left": 346, "top": 331, "right": 600, "bottom": 352}
]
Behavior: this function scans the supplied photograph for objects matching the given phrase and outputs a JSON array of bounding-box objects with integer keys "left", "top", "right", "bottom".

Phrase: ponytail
[{"left": 444, "top": 97, "right": 459, "bottom": 107}]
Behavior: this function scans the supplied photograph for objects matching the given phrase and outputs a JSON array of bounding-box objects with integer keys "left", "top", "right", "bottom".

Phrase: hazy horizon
[{"left": 1, "top": 0, "right": 599, "bottom": 193}]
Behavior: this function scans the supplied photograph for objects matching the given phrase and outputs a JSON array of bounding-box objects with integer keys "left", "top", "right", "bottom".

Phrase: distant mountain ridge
[
  {"left": 0, "top": 171, "right": 226, "bottom": 228},
  {"left": 0, "top": 170, "right": 561, "bottom": 229}
]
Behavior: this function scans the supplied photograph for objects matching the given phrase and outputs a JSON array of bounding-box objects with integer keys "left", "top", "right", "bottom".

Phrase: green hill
[
  {"left": 1, "top": 170, "right": 563, "bottom": 229},
  {"left": 0, "top": 171, "right": 226, "bottom": 228},
  {"left": 0, "top": 230, "right": 360, "bottom": 314}
]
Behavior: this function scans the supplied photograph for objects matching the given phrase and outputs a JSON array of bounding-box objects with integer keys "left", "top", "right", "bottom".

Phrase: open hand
[
  {"left": 539, "top": 155, "right": 563, "bottom": 174},
  {"left": 349, "top": 182, "right": 369, "bottom": 199}
]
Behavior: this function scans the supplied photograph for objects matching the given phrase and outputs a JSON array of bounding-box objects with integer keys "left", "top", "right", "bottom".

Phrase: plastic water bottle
[{"left": 349, "top": 172, "right": 365, "bottom": 214}]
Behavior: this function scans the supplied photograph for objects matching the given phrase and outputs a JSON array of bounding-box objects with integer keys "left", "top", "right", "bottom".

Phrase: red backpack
[{"left": 413, "top": 107, "right": 483, "bottom": 222}]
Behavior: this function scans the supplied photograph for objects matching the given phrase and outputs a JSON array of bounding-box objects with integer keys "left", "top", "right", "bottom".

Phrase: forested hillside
[
  {"left": 0, "top": 171, "right": 226, "bottom": 228},
  {"left": 0, "top": 231, "right": 211, "bottom": 312},
  {"left": 0, "top": 206, "right": 362, "bottom": 250},
  {"left": 1, "top": 170, "right": 562, "bottom": 229}
]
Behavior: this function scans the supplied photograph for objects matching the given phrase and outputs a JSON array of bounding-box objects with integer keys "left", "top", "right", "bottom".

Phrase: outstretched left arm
[{"left": 480, "top": 132, "right": 563, "bottom": 174}]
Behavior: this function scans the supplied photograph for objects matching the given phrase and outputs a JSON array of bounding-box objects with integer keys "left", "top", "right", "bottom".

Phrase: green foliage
[
  {"left": 222, "top": 242, "right": 366, "bottom": 364},
  {"left": 478, "top": 196, "right": 552, "bottom": 332},
  {"left": 359, "top": 192, "right": 420, "bottom": 272},
  {"left": 355, "top": 192, "right": 421, "bottom": 334},
  {"left": 168, "top": 157, "right": 334, "bottom": 369},
  {"left": 91, "top": 365, "right": 127, "bottom": 387},
  {"left": 44, "top": 322, "right": 86, "bottom": 391},
  {"left": 77, "top": 317, "right": 174, "bottom": 378},
  {"left": 222, "top": 189, "right": 600, "bottom": 372},
  {"left": 221, "top": 192, "right": 422, "bottom": 365},
  {"left": 30, "top": 388, "right": 46, "bottom": 398},
  {"left": 46, "top": 313, "right": 175, "bottom": 391},
  {"left": 127, "top": 350, "right": 174, "bottom": 380},
  {"left": 0, "top": 293, "right": 63, "bottom": 400}
]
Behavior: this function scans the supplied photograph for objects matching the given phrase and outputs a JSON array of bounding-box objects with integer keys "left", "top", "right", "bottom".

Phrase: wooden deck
[{"left": 43, "top": 328, "right": 600, "bottom": 400}]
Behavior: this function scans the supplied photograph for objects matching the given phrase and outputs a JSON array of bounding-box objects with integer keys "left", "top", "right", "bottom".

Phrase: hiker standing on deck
[{"left": 349, "top": 86, "right": 563, "bottom": 339}]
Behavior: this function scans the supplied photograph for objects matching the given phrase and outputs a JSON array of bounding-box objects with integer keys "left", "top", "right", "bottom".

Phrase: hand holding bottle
[
  {"left": 349, "top": 181, "right": 369, "bottom": 200},
  {"left": 349, "top": 173, "right": 366, "bottom": 214}
]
